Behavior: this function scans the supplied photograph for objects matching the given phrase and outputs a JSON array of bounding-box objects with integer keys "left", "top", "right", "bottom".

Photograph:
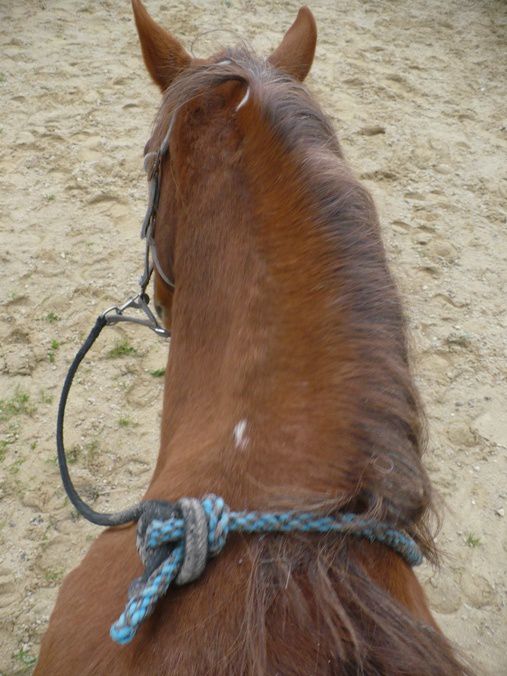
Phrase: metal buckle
[{"left": 101, "top": 293, "right": 170, "bottom": 338}]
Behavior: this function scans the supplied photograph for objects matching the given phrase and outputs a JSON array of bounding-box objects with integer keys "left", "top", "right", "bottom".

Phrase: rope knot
[
  {"left": 139, "top": 494, "right": 230, "bottom": 582},
  {"left": 110, "top": 495, "right": 232, "bottom": 645},
  {"left": 173, "top": 494, "right": 230, "bottom": 584}
]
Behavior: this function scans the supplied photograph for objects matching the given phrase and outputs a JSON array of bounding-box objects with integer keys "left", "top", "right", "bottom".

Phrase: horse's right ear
[
  {"left": 268, "top": 6, "right": 317, "bottom": 81},
  {"left": 132, "top": 0, "right": 191, "bottom": 91}
]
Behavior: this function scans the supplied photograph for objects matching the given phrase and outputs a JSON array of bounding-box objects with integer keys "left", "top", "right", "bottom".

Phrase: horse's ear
[
  {"left": 132, "top": 0, "right": 191, "bottom": 91},
  {"left": 268, "top": 6, "right": 317, "bottom": 81}
]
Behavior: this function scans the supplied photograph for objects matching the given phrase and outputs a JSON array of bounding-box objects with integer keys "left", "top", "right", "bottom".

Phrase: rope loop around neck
[{"left": 109, "top": 494, "right": 423, "bottom": 646}]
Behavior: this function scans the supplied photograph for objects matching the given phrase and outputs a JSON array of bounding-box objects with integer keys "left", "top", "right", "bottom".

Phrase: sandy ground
[{"left": 0, "top": 0, "right": 506, "bottom": 673}]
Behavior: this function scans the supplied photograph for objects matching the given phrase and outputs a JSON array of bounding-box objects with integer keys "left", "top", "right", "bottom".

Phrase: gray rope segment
[{"left": 175, "top": 498, "right": 209, "bottom": 584}]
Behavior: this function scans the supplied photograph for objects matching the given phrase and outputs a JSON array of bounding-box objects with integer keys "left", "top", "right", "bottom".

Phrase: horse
[{"left": 36, "top": 2, "right": 471, "bottom": 674}]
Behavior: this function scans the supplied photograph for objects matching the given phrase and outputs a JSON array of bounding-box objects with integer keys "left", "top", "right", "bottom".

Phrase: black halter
[
  {"left": 58, "top": 67, "right": 259, "bottom": 527},
  {"left": 57, "top": 71, "right": 247, "bottom": 527},
  {"left": 56, "top": 118, "right": 175, "bottom": 527}
]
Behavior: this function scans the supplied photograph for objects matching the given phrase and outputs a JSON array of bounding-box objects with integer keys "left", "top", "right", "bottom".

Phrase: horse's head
[{"left": 132, "top": 0, "right": 317, "bottom": 330}]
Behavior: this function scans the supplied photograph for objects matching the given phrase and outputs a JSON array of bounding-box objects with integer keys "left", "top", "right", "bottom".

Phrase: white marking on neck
[{"left": 233, "top": 419, "right": 249, "bottom": 450}]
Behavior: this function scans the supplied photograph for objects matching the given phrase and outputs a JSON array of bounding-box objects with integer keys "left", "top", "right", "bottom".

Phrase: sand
[{"left": 0, "top": 0, "right": 506, "bottom": 673}]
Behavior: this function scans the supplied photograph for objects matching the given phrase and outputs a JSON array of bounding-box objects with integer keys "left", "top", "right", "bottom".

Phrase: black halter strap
[{"left": 56, "top": 118, "right": 176, "bottom": 527}]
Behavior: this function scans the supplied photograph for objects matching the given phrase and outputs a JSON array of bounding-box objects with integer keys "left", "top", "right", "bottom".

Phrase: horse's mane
[{"left": 145, "top": 49, "right": 472, "bottom": 674}]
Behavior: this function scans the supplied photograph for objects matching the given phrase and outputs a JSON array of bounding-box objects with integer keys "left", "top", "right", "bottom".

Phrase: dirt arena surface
[{"left": 0, "top": 0, "right": 505, "bottom": 673}]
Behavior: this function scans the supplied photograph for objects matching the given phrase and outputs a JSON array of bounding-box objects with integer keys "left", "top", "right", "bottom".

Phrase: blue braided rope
[{"left": 110, "top": 494, "right": 422, "bottom": 645}]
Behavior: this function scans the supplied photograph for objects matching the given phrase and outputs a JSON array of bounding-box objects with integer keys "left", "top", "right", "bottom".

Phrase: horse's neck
[
  {"left": 149, "top": 132, "right": 415, "bottom": 515},
  {"left": 153, "top": 228, "right": 372, "bottom": 507}
]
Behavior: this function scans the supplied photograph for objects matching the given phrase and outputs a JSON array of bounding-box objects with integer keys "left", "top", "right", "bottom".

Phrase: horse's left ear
[
  {"left": 268, "top": 6, "right": 317, "bottom": 81},
  {"left": 132, "top": 0, "right": 191, "bottom": 91}
]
